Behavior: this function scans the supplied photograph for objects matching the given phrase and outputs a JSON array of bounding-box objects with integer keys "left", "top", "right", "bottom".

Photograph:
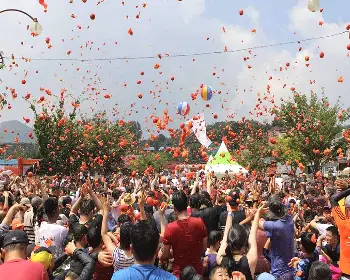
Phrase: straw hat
[{"left": 121, "top": 193, "right": 136, "bottom": 206}]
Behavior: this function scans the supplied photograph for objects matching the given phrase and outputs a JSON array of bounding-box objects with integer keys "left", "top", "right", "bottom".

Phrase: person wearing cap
[
  {"left": 330, "top": 182, "right": 350, "bottom": 278},
  {"left": 0, "top": 230, "right": 49, "bottom": 280},
  {"left": 258, "top": 195, "right": 294, "bottom": 280}
]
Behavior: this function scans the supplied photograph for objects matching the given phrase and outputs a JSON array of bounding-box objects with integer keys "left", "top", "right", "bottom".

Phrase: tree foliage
[
  {"left": 29, "top": 97, "right": 142, "bottom": 175},
  {"left": 129, "top": 151, "right": 172, "bottom": 173},
  {"left": 273, "top": 92, "right": 350, "bottom": 170}
]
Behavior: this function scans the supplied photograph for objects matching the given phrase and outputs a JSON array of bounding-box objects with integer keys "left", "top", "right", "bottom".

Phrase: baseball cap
[
  {"left": 20, "top": 197, "right": 31, "bottom": 207},
  {"left": 2, "top": 230, "right": 28, "bottom": 248},
  {"left": 11, "top": 218, "right": 24, "bottom": 230}
]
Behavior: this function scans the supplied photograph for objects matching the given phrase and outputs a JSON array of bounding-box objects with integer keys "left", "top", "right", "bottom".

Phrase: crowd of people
[{"left": 0, "top": 168, "right": 349, "bottom": 280}]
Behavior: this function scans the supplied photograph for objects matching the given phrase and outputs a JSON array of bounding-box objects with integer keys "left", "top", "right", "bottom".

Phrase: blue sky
[{"left": 0, "top": 0, "right": 349, "bottom": 140}]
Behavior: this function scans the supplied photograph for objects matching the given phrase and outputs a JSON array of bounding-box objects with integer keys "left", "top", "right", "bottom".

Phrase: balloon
[
  {"left": 177, "top": 101, "right": 190, "bottom": 116},
  {"left": 308, "top": 0, "right": 319, "bottom": 12},
  {"left": 200, "top": 85, "right": 213, "bottom": 101}
]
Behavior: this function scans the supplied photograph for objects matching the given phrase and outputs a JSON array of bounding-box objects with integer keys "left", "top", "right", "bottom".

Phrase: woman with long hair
[{"left": 217, "top": 203, "right": 265, "bottom": 280}]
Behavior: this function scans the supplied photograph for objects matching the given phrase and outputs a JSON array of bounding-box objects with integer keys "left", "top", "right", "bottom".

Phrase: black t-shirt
[
  {"left": 323, "top": 243, "right": 340, "bottom": 265},
  {"left": 192, "top": 205, "right": 226, "bottom": 232},
  {"left": 68, "top": 213, "right": 103, "bottom": 232},
  {"left": 219, "top": 210, "right": 246, "bottom": 231}
]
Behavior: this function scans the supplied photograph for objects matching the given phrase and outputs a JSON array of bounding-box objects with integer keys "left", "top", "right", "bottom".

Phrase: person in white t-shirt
[{"left": 36, "top": 197, "right": 68, "bottom": 259}]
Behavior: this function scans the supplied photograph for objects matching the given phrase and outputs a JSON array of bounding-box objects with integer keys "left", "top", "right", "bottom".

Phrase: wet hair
[
  {"left": 300, "top": 232, "right": 317, "bottom": 253},
  {"left": 80, "top": 199, "right": 95, "bottom": 216},
  {"left": 33, "top": 205, "right": 45, "bottom": 227},
  {"left": 60, "top": 207, "right": 70, "bottom": 219},
  {"left": 118, "top": 214, "right": 131, "bottom": 225},
  {"left": 65, "top": 271, "right": 79, "bottom": 280},
  {"left": 308, "top": 261, "right": 332, "bottom": 280},
  {"left": 190, "top": 193, "right": 201, "bottom": 210},
  {"left": 64, "top": 233, "right": 75, "bottom": 247},
  {"left": 326, "top": 226, "right": 339, "bottom": 238},
  {"left": 226, "top": 224, "right": 248, "bottom": 253},
  {"left": 180, "top": 266, "right": 203, "bottom": 280},
  {"left": 112, "top": 189, "right": 121, "bottom": 200},
  {"left": 201, "top": 191, "right": 211, "bottom": 202},
  {"left": 208, "top": 231, "right": 222, "bottom": 247},
  {"left": 119, "top": 222, "right": 132, "bottom": 250},
  {"left": 71, "top": 224, "right": 88, "bottom": 243},
  {"left": 130, "top": 220, "right": 159, "bottom": 262},
  {"left": 62, "top": 196, "right": 72, "bottom": 207},
  {"left": 44, "top": 197, "right": 59, "bottom": 218},
  {"left": 87, "top": 227, "right": 102, "bottom": 249},
  {"left": 222, "top": 224, "right": 248, "bottom": 275},
  {"left": 172, "top": 191, "right": 188, "bottom": 212},
  {"left": 168, "top": 212, "right": 177, "bottom": 223}
]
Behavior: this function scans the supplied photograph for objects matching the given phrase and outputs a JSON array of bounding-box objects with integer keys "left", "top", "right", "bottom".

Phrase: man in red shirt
[
  {"left": 0, "top": 230, "right": 49, "bottom": 280},
  {"left": 160, "top": 191, "right": 208, "bottom": 279}
]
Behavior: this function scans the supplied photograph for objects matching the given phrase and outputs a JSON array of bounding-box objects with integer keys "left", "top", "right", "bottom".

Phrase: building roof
[{"left": 0, "top": 159, "right": 18, "bottom": 166}]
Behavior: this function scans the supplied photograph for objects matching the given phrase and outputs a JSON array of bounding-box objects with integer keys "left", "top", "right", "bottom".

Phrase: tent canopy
[{"left": 205, "top": 142, "right": 248, "bottom": 175}]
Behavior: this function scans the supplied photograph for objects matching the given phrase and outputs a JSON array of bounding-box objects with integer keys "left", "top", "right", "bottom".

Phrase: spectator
[
  {"left": 208, "top": 266, "right": 230, "bottom": 280},
  {"left": 217, "top": 204, "right": 264, "bottom": 280},
  {"left": 36, "top": 197, "right": 68, "bottom": 259},
  {"left": 317, "top": 226, "right": 340, "bottom": 266},
  {"left": 101, "top": 200, "right": 134, "bottom": 272},
  {"left": 112, "top": 220, "right": 176, "bottom": 280},
  {"left": 330, "top": 183, "right": 350, "bottom": 277},
  {"left": 0, "top": 230, "right": 49, "bottom": 280},
  {"left": 289, "top": 232, "right": 319, "bottom": 280},
  {"left": 160, "top": 191, "right": 208, "bottom": 278},
  {"left": 258, "top": 195, "right": 294, "bottom": 280},
  {"left": 203, "top": 231, "right": 222, "bottom": 277},
  {"left": 308, "top": 261, "right": 332, "bottom": 280}
]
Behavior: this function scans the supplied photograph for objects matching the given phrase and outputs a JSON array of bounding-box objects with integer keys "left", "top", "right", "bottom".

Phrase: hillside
[{"left": 0, "top": 120, "right": 35, "bottom": 144}]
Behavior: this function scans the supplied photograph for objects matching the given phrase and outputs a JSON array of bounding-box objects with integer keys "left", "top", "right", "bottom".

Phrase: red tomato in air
[
  {"left": 159, "top": 176, "right": 166, "bottom": 184},
  {"left": 153, "top": 200, "right": 159, "bottom": 207},
  {"left": 146, "top": 197, "right": 154, "bottom": 206},
  {"left": 120, "top": 204, "right": 128, "bottom": 212}
]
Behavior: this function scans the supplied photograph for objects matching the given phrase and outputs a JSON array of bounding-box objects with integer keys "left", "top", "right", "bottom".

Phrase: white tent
[{"left": 205, "top": 142, "right": 248, "bottom": 176}]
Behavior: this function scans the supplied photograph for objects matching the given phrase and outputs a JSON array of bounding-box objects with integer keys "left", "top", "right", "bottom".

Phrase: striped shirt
[
  {"left": 23, "top": 209, "right": 36, "bottom": 244},
  {"left": 112, "top": 247, "right": 134, "bottom": 272}
]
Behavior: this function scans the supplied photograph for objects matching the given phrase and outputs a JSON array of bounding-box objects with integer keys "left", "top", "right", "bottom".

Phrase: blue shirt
[
  {"left": 264, "top": 215, "right": 294, "bottom": 276},
  {"left": 112, "top": 264, "right": 177, "bottom": 280}
]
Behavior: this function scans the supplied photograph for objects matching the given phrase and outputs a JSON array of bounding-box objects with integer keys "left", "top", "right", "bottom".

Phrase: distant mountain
[{"left": 0, "top": 120, "right": 35, "bottom": 144}]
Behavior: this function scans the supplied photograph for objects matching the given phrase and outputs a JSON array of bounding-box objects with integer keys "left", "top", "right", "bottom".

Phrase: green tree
[
  {"left": 274, "top": 92, "right": 350, "bottom": 171},
  {"left": 129, "top": 151, "right": 172, "bottom": 173},
  {"left": 29, "top": 98, "right": 139, "bottom": 175}
]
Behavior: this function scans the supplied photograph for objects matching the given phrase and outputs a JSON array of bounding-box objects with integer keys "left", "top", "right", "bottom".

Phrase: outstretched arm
[
  {"left": 101, "top": 198, "right": 116, "bottom": 253},
  {"left": 217, "top": 205, "right": 232, "bottom": 265},
  {"left": 331, "top": 187, "right": 350, "bottom": 207}
]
